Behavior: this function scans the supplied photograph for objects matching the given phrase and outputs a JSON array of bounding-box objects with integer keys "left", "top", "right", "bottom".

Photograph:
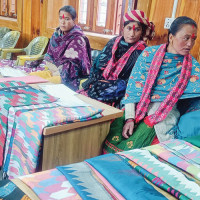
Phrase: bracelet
[{"left": 126, "top": 118, "right": 134, "bottom": 123}]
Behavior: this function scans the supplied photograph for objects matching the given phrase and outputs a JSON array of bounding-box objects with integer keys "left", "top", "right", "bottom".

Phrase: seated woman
[
  {"left": 103, "top": 16, "right": 200, "bottom": 153},
  {"left": 44, "top": 5, "right": 91, "bottom": 90},
  {"left": 0, "top": 6, "right": 91, "bottom": 91},
  {"left": 80, "top": 10, "right": 155, "bottom": 107}
]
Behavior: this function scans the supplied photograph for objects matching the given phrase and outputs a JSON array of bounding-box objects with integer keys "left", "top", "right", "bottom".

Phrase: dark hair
[
  {"left": 59, "top": 5, "right": 76, "bottom": 20},
  {"left": 168, "top": 16, "right": 197, "bottom": 42},
  {"left": 124, "top": 20, "right": 147, "bottom": 40}
]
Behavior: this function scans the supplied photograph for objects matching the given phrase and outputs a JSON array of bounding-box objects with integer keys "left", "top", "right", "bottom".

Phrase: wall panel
[
  {"left": 176, "top": 0, "right": 200, "bottom": 60},
  {"left": 138, "top": 0, "right": 200, "bottom": 61}
]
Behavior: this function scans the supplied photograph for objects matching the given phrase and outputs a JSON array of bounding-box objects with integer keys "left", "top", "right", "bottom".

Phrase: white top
[{"left": 125, "top": 102, "right": 180, "bottom": 142}]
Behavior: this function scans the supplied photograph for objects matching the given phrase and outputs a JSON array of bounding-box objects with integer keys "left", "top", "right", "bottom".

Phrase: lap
[{"left": 103, "top": 113, "right": 156, "bottom": 154}]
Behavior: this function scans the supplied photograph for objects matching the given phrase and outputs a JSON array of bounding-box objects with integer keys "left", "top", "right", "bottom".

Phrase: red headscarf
[{"left": 124, "top": 10, "right": 155, "bottom": 41}]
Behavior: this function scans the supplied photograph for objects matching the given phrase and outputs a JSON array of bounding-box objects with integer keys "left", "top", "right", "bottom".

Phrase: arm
[
  {"left": 122, "top": 103, "right": 136, "bottom": 138},
  {"left": 44, "top": 35, "right": 56, "bottom": 64}
]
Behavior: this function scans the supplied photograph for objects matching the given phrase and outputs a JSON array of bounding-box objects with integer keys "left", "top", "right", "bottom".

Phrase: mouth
[
  {"left": 128, "top": 38, "right": 136, "bottom": 41},
  {"left": 183, "top": 48, "right": 191, "bottom": 52}
]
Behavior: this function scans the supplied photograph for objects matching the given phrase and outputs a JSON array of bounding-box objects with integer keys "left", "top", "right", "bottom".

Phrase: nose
[
  {"left": 60, "top": 18, "right": 65, "bottom": 24},
  {"left": 130, "top": 29, "right": 135, "bottom": 36}
]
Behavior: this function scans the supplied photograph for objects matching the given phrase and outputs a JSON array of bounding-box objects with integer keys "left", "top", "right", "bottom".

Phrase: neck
[{"left": 167, "top": 43, "right": 177, "bottom": 54}]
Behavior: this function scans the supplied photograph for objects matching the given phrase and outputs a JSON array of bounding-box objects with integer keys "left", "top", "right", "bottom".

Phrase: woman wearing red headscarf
[{"left": 80, "top": 10, "right": 155, "bottom": 107}]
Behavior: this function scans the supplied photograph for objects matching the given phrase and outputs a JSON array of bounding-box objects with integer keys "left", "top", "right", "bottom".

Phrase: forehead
[
  {"left": 125, "top": 21, "right": 141, "bottom": 28},
  {"left": 176, "top": 24, "right": 197, "bottom": 35},
  {"left": 59, "top": 11, "right": 71, "bottom": 18}
]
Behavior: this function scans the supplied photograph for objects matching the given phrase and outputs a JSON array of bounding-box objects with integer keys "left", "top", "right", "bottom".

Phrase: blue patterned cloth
[
  {"left": 123, "top": 45, "right": 200, "bottom": 104},
  {"left": 57, "top": 154, "right": 167, "bottom": 200}
]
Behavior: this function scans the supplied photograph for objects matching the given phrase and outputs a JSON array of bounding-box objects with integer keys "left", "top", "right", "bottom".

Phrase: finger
[
  {"left": 122, "top": 127, "right": 129, "bottom": 139},
  {"left": 128, "top": 123, "right": 134, "bottom": 136}
]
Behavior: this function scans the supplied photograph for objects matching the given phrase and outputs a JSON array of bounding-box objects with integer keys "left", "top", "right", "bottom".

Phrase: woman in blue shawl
[{"left": 103, "top": 16, "right": 200, "bottom": 154}]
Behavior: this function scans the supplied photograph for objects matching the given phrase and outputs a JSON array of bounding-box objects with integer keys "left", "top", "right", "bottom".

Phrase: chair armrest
[
  {"left": 1, "top": 48, "right": 24, "bottom": 59},
  {"left": 17, "top": 55, "right": 44, "bottom": 66},
  {"left": 17, "top": 54, "right": 44, "bottom": 61}
]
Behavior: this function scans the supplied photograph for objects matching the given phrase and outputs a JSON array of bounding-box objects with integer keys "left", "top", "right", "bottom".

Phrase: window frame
[
  {"left": 76, "top": 0, "right": 124, "bottom": 35},
  {"left": 0, "top": 0, "right": 22, "bottom": 30},
  {"left": 0, "top": 0, "right": 17, "bottom": 18}
]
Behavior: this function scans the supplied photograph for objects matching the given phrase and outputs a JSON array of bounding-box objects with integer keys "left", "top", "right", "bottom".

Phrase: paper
[
  {"left": 0, "top": 67, "right": 27, "bottom": 77},
  {"left": 39, "top": 84, "right": 90, "bottom": 107}
]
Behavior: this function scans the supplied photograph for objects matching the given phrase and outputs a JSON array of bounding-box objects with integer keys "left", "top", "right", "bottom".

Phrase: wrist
[{"left": 126, "top": 118, "right": 134, "bottom": 123}]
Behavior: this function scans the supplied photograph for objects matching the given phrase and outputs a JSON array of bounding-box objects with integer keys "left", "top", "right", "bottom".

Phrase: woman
[
  {"left": 81, "top": 10, "right": 155, "bottom": 107},
  {"left": 44, "top": 5, "right": 91, "bottom": 90},
  {"left": 0, "top": 6, "right": 91, "bottom": 91},
  {"left": 104, "top": 16, "right": 200, "bottom": 153}
]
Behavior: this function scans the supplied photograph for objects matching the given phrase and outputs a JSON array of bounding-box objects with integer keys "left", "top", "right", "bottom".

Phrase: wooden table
[
  {"left": 0, "top": 73, "right": 123, "bottom": 170},
  {"left": 41, "top": 94, "right": 123, "bottom": 170}
]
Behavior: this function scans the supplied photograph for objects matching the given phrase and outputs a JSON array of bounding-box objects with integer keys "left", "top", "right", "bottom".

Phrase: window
[
  {"left": 0, "top": 0, "right": 17, "bottom": 18},
  {"left": 96, "top": 0, "right": 107, "bottom": 27},
  {"left": 78, "top": 0, "right": 88, "bottom": 25},
  {"left": 77, "top": 0, "right": 124, "bottom": 35}
]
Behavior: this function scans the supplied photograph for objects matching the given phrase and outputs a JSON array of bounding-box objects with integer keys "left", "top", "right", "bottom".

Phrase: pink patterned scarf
[
  {"left": 103, "top": 36, "right": 145, "bottom": 80},
  {"left": 135, "top": 43, "right": 192, "bottom": 127}
]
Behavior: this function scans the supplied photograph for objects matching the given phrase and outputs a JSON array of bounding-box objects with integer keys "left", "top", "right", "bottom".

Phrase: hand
[{"left": 122, "top": 119, "right": 134, "bottom": 139}]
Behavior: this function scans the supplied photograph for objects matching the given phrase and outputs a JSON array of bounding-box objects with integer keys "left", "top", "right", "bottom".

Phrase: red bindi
[
  {"left": 132, "top": 25, "right": 135, "bottom": 31},
  {"left": 62, "top": 14, "right": 65, "bottom": 19},
  {"left": 192, "top": 25, "right": 195, "bottom": 29},
  {"left": 191, "top": 33, "right": 195, "bottom": 39}
]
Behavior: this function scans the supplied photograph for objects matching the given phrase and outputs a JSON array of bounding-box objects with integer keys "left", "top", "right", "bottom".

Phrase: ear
[
  {"left": 121, "top": 27, "right": 124, "bottom": 36},
  {"left": 168, "top": 33, "right": 174, "bottom": 44}
]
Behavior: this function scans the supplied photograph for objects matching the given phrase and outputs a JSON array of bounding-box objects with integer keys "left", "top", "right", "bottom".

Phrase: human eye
[
  {"left": 127, "top": 26, "right": 132, "bottom": 31},
  {"left": 191, "top": 36, "right": 197, "bottom": 41},
  {"left": 182, "top": 36, "right": 189, "bottom": 41},
  {"left": 135, "top": 27, "right": 141, "bottom": 32}
]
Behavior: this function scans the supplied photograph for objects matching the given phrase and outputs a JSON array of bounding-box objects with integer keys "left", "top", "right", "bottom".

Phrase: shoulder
[
  {"left": 136, "top": 44, "right": 162, "bottom": 61},
  {"left": 68, "top": 35, "right": 88, "bottom": 47},
  {"left": 106, "top": 36, "right": 119, "bottom": 46},
  {"left": 143, "top": 45, "right": 162, "bottom": 53},
  {"left": 192, "top": 56, "right": 200, "bottom": 66}
]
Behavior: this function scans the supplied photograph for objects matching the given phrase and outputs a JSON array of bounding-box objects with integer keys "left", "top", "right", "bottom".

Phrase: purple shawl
[{"left": 45, "top": 25, "right": 91, "bottom": 90}]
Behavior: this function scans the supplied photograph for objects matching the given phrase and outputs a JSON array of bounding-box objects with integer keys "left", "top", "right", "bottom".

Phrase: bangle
[{"left": 126, "top": 118, "right": 134, "bottom": 123}]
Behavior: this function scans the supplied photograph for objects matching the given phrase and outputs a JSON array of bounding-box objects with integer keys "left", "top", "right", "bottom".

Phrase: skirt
[{"left": 103, "top": 113, "right": 156, "bottom": 154}]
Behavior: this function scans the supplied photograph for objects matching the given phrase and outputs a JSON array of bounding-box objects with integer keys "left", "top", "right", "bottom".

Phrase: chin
[
  {"left": 127, "top": 40, "right": 137, "bottom": 44},
  {"left": 180, "top": 52, "right": 190, "bottom": 56}
]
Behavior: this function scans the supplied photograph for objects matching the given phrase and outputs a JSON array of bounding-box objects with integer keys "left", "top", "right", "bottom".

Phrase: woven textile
[
  {"left": 0, "top": 81, "right": 57, "bottom": 166},
  {"left": 20, "top": 169, "right": 80, "bottom": 200},
  {"left": 119, "top": 142, "right": 200, "bottom": 200},
  {"left": 0, "top": 179, "right": 31, "bottom": 200},
  {"left": 3, "top": 105, "right": 102, "bottom": 179}
]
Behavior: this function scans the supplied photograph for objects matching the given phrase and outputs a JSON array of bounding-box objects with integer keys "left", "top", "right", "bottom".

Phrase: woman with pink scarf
[{"left": 104, "top": 16, "right": 200, "bottom": 153}]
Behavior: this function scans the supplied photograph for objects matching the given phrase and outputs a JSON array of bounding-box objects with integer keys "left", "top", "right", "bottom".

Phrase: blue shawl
[{"left": 123, "top": 45, "right": 200, "bottom": 104}]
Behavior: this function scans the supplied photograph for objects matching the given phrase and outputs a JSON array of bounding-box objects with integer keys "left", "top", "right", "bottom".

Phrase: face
[
  {"left": 59, "top": 11, "right": 75, "bottom": 33},
  {"left": 123, "top": 22, "right": 143, "bottom": 44},
  {"left": 168, "top": 24, "right": 197, "bottom": 55}
]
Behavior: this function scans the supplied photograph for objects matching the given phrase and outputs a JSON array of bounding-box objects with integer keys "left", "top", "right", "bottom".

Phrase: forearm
[{"left": 125, "top": 103, "right": 136, "bottom": 120}]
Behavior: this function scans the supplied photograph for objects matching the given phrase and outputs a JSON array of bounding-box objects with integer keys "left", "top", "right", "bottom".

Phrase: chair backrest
[
  {"left": 0, "top": 31, "right": 20, "bottom": 48},
  {"left": 0, "top": 31, "right": 20, "bottom": 59},
  {"left": 0, "top": 27, "right": 10, "bottom": 41},
  {"left": 24, "top": 36, "right": 49, "bottom": 56}
]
